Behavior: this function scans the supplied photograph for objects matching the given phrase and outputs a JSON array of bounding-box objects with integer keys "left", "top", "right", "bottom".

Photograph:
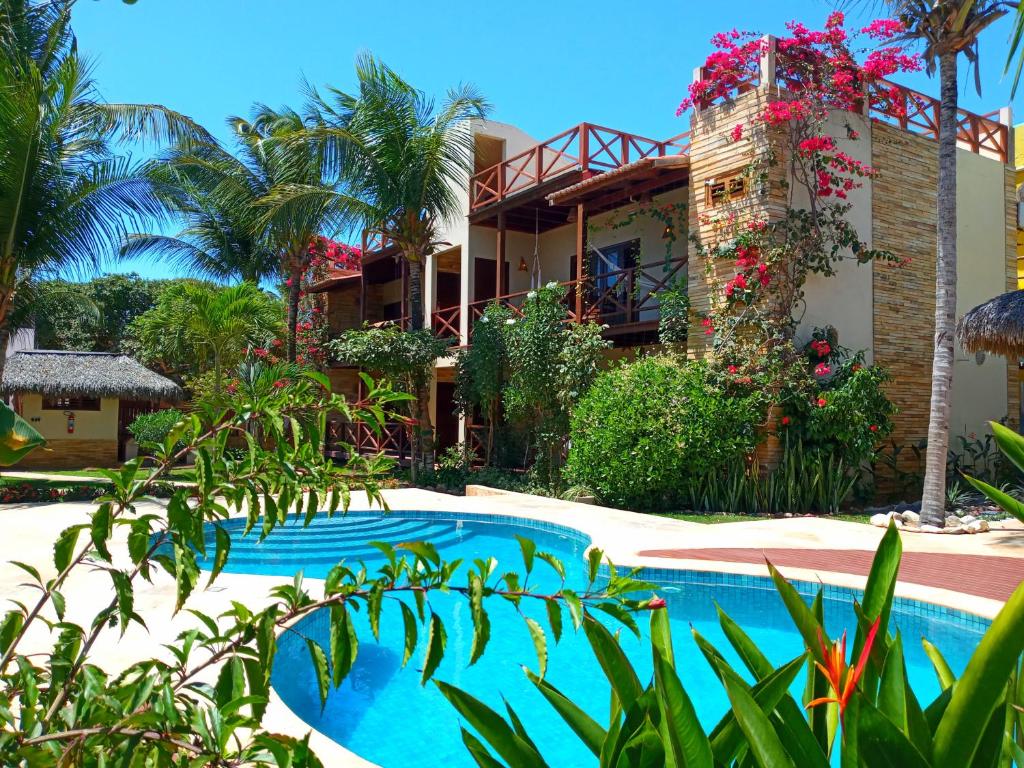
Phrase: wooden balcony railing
[
  {"left": 470, "top": 123, "right": 692, "bottom": 211},
  {"left": 466, "top": 256, "right": 687, "bottom": 339},
  {"left": 328, "top": 421, "right": 411, "bottom": 463},
  {"left": 432, "top": 305, "right": 461, "bottom": 338},
  {"left": 690, "top": 34, "right": 1009, "bottom": 163},
  {"left": 866, "top": 79, "right": 1008, "bottom": 162}
]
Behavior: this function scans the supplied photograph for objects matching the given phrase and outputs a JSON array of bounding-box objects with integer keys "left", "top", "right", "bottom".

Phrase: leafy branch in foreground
[{"left": 0, "top": 357, "right": 646, "bottom": 766}]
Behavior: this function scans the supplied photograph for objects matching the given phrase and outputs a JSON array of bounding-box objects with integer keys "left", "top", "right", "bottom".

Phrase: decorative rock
[
  {"left": 920, "top": 524, "right": 944, "bottom": 534},
  {"left": 945, "top": 515, "right": 962, "bottom": 528},
  {"left": 870, "top": 512, "right": 897, "bottom": 527},
  {"left": 965, "top": 519, "right": 990, "bottom": 534},
  {"left": 944, "top": 525, "right": 966, "bottom": 535},
  {"left": 901, "top": 511, "right": 920, "bottom": 526},
  {"left": 959, "top": 514, "right": 977, "bottom": 525}
]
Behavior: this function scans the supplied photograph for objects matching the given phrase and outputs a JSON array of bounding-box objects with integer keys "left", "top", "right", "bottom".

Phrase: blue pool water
[{"left": 197, "top": 512, "right": 988, "bottom": 767}]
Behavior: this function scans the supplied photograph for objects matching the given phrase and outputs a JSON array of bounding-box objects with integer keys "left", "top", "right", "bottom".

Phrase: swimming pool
[{"left": 197, "top": 511, "right": 988, "bottom": 767}]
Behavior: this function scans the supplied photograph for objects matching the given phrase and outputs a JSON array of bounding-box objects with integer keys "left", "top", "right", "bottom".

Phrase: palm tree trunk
[
  {"left": 406, "top": 258, "right": 435, "bottom": 472},
  {"left": 286, "top": 265, "right": 302, "bottom": 363},
  {"left": 920, "top": 51, "right": 959, "bottom": 528}
]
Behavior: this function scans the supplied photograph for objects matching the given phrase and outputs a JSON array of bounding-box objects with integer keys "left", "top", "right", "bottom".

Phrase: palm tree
[
  {"left": 0, "top": 0, "right": 212, "bottom": 379},
  {"left": 129, "top": 281, "right": 283, "bottom": 394},
  {"left": 123, "top": 147, "right": 281, "bottom": 285},
  {"left": 145, "top": 109, "right": 346, "bottom": 360},
  {"left": 271, "top": 55, "right": 489, "bottom": 468},
  {"left": 878, "top": 0, "right": 1011, "bottom": 527}
]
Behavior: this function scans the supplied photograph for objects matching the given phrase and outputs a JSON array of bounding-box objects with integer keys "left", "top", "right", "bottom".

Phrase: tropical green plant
[
  {"left": 502, "top": 284, "right": 609, "bottom": 489},
  {"left": 330, "top": 325, "right": 451, "bottom": 479},
  {"left": 127, "top": 281, "right": 284, "bottom": 393},
  {"left": 441, "top": 523, "right": 1024, "bottom": 768},
  {"left": 455, "top": 302, "right": 511, "bottom": 466},
  {"left": 0, "top": 364, "right": 657, "bottom": 764},
  {"left": 566, "top": 357, "right": 763, "bottom": 510},
  {"left": 964, "top": 420, "right": 1024, "bottom": 524},
  {"left": 280, "top": 54, "right": 489, "bottom": 469},
  {"left": 875, "top": 0, "right": 1013, "bottom": 527},
  {"left": 0, "top": 399, "right": 43, "bottom": 465},
  {"left": 0, "top": 0, "right": 211, "bottom": 377},
  {"left": 127, "top": 408, "right": 186, "bottom": 456},
  {"left": 656, "top": 279, "right": 689, "bottom": 347}
]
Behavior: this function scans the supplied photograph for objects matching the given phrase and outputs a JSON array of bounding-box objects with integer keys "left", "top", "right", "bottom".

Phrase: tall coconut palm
[
  {"left": 123, "top": 152, "right": 281, "bottom": 285},
  {"left": 147, "top": 108, "right": 347, "bottom": 360},
  {"left": 875, "top": 0, "right": 1011, "bottom": 527},
  {"left": 269, "top": 55, "right": 489, "bottom": 468},
  {"left": 0, "top": 0, "right": 212, "bottom": 380}
]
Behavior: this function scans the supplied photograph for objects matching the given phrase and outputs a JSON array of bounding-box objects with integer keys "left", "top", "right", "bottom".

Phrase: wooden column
[
  {"left": 574, "top": 202, "right": 585, "bottom": 322},
  {"left": 496, "top": 211, "right": 507, "bottom": 298}
]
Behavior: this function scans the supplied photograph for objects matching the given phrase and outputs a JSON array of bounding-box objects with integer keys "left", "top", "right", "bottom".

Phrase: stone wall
[
  {"left": 871, "top": 122, "right": 1017, "bottom": 483},
  {"left": 18, "top": 439, "right": 118, "bottom": 470}
]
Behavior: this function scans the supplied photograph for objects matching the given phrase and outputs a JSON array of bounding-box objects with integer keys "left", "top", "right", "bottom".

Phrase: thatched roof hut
[
  {"left": 957, "top": 290, "right": 1024, "bottom": 358},
  {"left": 1, "top": 351, "right": 183, "bottom": 401}
]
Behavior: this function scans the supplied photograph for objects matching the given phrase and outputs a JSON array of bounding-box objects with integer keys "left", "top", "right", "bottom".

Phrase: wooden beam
[
  {"left": 574, "top": 202, "right": 585, "bottom": 323},
  {"left": 496, "top": 211, "right": 507, "bottom": 297}
]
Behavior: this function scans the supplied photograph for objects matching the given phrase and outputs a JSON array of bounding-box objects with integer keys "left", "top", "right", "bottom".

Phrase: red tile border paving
[{"left": 636, "top": 548, "right": 1024, "bottom": 602}]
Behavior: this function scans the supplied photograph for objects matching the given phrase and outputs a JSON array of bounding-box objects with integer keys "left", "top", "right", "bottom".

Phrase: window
[
  {"left": 705, "top": 172, "right": 747, "bottom": 207},
  {"left": 42, "top": 396, "right": 101, "bottom": 411}
]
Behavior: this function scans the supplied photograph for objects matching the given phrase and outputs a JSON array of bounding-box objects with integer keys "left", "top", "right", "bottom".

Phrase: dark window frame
[{"left": 42, "top": 396, "right": 102, "bottom": 411}]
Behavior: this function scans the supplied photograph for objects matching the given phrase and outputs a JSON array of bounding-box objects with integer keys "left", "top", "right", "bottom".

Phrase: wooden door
[
  {"left": 434, "top": 383, "right": 459, "bottom": 455},
  {"left": 118, "top": 400, "right": 155, "bottom": 461}
]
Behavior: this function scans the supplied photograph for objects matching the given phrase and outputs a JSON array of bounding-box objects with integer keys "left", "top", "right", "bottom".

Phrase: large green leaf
[
  {"left": 525, "top": 668, "right": 606, "bottom": 758},
  {"left": 435, "top": 681, "right": 547, "bottom": 768},
  {"left": 964, "top": 474, "right": 1024, "bottom": 523},
  {"left": 857, "top": 700, "right": 931, "bottom": 768},
  {"left": 933, "top": 580, "right": 1024, "bottom": 767},
  {"left": 719, "top": 662, "right": 797, "bottom": 768},
  {"left": 583, "top": 614, "right": 643, "bottom": 711},
  {"left": 0, "top": 401, "right": 45, "bottom": 466}
]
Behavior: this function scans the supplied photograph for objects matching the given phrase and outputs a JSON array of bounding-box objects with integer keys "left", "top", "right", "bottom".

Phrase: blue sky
[{"left": 72, "top": 0, "right": 1024, "bottom": 280}]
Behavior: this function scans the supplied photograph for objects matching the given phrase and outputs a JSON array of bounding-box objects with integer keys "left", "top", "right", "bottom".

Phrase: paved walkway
[{"left": 636, "top": 546, "right": 1024, "bottom": 602}]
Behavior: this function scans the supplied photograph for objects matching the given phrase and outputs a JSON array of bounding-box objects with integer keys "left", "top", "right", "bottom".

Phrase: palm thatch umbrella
[{"left": 956, "top": 290, "right": 1024, "bottom": 358}]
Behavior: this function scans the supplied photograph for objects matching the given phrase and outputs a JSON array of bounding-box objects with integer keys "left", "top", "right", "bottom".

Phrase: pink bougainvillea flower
[{"left": 731, "top": 123, "right": 744, "bottom": 142}]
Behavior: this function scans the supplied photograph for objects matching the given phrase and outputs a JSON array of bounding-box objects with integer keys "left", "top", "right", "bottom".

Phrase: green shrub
[
  {"left": 566, "top": 357, "right": 764, "bottom": 510},
  {"left": 127, "top": 408, "right": 185, "bottom": 455}
]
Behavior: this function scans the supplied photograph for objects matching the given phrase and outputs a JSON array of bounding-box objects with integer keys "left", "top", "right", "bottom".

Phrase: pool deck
[{"left": 1, "top": 486, "right": 1022, "bottom": 767}]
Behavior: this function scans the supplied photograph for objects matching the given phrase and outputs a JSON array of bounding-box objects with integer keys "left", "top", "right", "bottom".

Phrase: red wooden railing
[
  {"left": 465, "top": 256, "right": 687, "bottom": 339},
  {"left": 470, "top": 123, "right": 692, "bottom": 211},
  {"left": 866, "top": 79, "right": 1008, "bottom": 161},
  {"left": 691, "top": 34, "right": 1009, "bottom": 163},
  {"left": 432, "top": 305, "right": 461, "bottom": 338},
  {"left": 329, "top": 421, "right": 411, "bottom": 463}
]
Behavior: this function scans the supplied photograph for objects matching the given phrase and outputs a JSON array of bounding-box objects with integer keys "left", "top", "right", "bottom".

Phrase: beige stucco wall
[
  {"left": 950, "top": 148, "right": 1012, "bottom": 438},
  {"left": 20, "top": 394, "right": 119, "bottom": 441},
  {"left": 797, "top": 110, "right": 875, "bottom": 362}
]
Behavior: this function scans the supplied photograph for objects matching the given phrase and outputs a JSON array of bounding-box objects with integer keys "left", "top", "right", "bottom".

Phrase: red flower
[
  {"left": 646, "top": 596, "right": 667, "bottom": 610},
  {"left": 807, "top": 617, "right": 881, "bottom": 721},
  {"left": 253, "top": 347, "right": 268, "bottom": 358},
  {"left": 814, "top": 363, "right": 831, "bottom": 377},
  {"left": 781, "top": 416, "right": 791, "bottom": 426},
  {"left": 731, "top": 123, "right": 744, "bottom": 142},
  {"left": 817, "top": 397, "right": 828, "bottom": 408},
  {"left": 728, "top": 365, "right": 738, "bottom": 374},
  {"left": 869, "top": 424, "right": 879, "bottom": 432},
  {"left": 272, "top": 379, "right": 287, "bottom": 389}
]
